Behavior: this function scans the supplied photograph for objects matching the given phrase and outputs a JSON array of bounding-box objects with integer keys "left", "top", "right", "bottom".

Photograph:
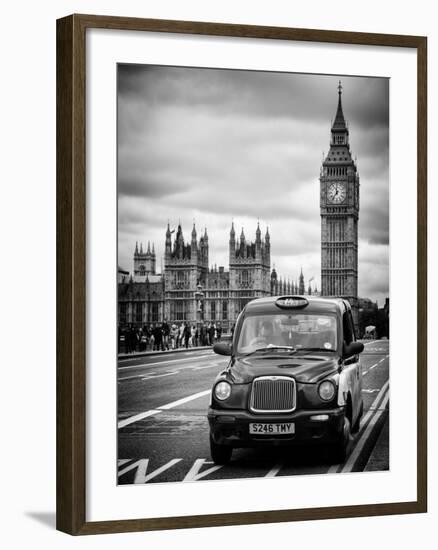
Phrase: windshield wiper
[{"left": 242, "top": 345, "right": 297, "bottom": 357}]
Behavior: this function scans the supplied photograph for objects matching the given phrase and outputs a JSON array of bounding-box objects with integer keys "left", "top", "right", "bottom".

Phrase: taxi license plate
[{"left": 249, "top": 423, "right": 295, "bottom": 435}]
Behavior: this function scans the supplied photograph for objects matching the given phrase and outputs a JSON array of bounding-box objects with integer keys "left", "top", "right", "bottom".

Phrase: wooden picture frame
[{"left": 56, "top": 13, "right": 427, "bottom": 535}]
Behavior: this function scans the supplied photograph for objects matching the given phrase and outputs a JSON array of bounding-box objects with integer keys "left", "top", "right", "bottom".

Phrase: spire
[
  {"left": 140, "top": 242, "right": 143, "bottom": 254},
  {"left": 230, "top": 221, "right": 235, "bottom": 240},
  {"left": 147, "top": 241, "right": 150, "bottom": 254},
  {"left": 240, "top": 227, "right": 245, "bottom": 242},
  {"left": 332, "top": 80, "right": 347, "bottom": 131},
  {"left": 299, "top": 268, "right": 305, "bottom": 295},
  {"left": 256, "top": 221, "right": 261, "bottom": 238},
  {"left": 192, "top": 222, "right": 197, "bottom": 240},
  {"left": 135, "top": 241, "right": 138, "bottom": 255},
  {"left": 204, "top": 227, "right": 208, "bottom": 242},
  {"left": 152, "top": 243, "right": 155, "bottom": 255}
]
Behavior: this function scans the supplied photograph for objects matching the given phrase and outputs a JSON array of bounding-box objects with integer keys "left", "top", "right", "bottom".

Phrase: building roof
[{"left": 132, "top": 274, "right": 163, "bottom": 284}]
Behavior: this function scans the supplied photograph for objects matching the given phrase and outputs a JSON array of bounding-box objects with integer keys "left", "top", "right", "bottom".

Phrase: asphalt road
[{"left": 117, "top": 339, "right": 389, "bottom": 484}]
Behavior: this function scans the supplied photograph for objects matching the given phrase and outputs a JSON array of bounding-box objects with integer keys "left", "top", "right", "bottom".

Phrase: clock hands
[{"left": 328, "top": 183, "right": 345, "bottom": 203}]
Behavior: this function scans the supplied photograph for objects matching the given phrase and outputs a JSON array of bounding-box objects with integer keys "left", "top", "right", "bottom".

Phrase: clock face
[{"left": 327, "top": 182, "right": 346, "bottom": 204}]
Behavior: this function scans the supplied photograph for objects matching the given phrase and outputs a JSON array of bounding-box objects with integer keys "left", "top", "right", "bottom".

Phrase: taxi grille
[{"left": 250, "top": 376, "right": 296, "bottom": 413}]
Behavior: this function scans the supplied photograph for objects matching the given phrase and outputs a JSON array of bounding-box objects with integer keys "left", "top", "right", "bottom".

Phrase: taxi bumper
[{"left": 208, "top": 406, "right": 346, "bottom": 447}]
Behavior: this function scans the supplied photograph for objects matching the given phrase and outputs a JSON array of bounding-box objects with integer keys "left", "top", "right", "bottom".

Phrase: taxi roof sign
[{"left": 275, "top": 296, "right": 309, "bottom": 309}]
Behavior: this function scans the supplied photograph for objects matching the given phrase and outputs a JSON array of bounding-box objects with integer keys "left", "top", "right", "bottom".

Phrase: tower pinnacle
[{"left": 332, "top": 80, "right": 347, "bottom": 131}]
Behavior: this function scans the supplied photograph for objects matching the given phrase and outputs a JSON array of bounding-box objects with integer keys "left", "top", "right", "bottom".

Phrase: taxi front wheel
[
  {"left": 210, "top": 435, "right": 233, "bottom": 465},
  {"left": 329, "top": 416, "right": 351, "bottom": 464}
]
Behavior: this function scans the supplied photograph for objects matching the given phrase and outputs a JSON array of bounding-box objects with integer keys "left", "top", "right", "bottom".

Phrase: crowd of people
[{"left": 119, "top": 321, "right": 226, "bottom": 354}]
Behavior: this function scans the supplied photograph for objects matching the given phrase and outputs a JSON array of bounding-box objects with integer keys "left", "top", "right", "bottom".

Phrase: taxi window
[{"left": 237, "top": 313, "right": 338, "bottom": 354}]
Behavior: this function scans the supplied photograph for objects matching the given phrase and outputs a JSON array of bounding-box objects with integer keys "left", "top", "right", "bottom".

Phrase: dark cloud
[
  {"left": 117, "top": 64, "right": 389, "bottom": 304},
  {"left": 118, "top": 64, "right": 389, "bottom": 128}
]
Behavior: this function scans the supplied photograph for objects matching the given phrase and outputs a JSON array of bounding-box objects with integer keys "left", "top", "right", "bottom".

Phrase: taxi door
[{"left": 338, "top": 309, "right": 362, "bottom": 422}]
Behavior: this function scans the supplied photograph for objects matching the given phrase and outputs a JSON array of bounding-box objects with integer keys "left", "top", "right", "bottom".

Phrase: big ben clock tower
[{"left": 320, "top": 82, "right": 360, "bottom": 328}]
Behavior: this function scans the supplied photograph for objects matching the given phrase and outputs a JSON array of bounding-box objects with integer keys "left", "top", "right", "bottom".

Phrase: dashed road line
[
  {"left": 363, "top": 354, "right": 389, "bottom": 376},
  {"left": 118, "top": 354, "right": 214, "bottom": 371},
  {"left": 191, "top": 363, "right": 224, "bottom": 370},
  {"left": 118, "top": 373, "right": 155, "bottom": 381},
  {"left": 141, "top": 371, "right": 179, "bottom": 380},
  {"left": 118, "top": 350, "right": 214, "bottom": 363},
  {"left": 363, "top": 340, "right": 379, "bottom": 346}
]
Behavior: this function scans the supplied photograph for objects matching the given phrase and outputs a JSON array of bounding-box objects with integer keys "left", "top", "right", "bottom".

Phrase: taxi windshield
[{"left": 236, "top": 313, "right": 338, "bottom": 355}]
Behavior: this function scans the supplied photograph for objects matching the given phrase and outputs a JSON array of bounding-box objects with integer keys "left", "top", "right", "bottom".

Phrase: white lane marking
[
  {"left": 369, "top": 354, "right": 389, "bottom": 372},
  {"left": 265, "top": 463, "right": 283, "bottom": 477},
  {"left": 118, "top": 389, "right": 212, "bottom": 428},
  {"left": 363, "top": 340, "right": 378, "bottom": 346},
  {"left": 118, "top": 360, "right": 226, "bottom": 381},
  {"left": 118, "top": 372, "right": 157, "bottom": 381},
  {"left": 362, "top": 389, "right": 380, "bottom": 394},
  {"left": 118, "top": 459, "right": 131, "bottom": 467},
  {"left": 118, "top": 354, "right": 213, "bottom": 371},
  {"left": 191, "top": 363, "right": 224, "bottom": 370},
  {"left": 183, "top": 459, "right": 223, "bottom": 481},
  {"left": 118, "top": 458, "right": 182, "bottom": 483},
  {"left": 141, "top": 371, "right": 179, "bottom": 381},
  {"left": 118, "top": 350, "right": 214, "bottom": 362},
  {"left": 341, "top": 390, "right": 389, "bottom": 473},
  {"left": 159, "top": 390, "right": 211, "bottom": 410},
  {"left": 118, "top": 409, "right": 161, "bottom": 429},
  {"left": 327, "top": 379, "right": 389, "bottom": 473},
  {"left": 362, "top": 353, "right": 389, "bottom": 376},
  {"left": 363, "top": 361, "right": 379, "bottom": 375}
]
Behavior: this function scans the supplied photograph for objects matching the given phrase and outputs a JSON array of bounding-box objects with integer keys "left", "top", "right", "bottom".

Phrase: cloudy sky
[{"left": 118, "top": 64, "right": 389, "bottom": 306}]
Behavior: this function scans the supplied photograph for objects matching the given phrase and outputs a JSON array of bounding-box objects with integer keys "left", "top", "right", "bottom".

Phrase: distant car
[{"left": 208, "top": 295, "right": 364, "bottom": 464}]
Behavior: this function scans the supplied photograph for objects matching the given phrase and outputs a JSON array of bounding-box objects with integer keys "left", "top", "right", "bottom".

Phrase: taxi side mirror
[
  {"left": 213, "top": 343, "right": 232, "bottom": 356},
  {"left": 344, "top": 341, "right": 364, "bottom": 358}
]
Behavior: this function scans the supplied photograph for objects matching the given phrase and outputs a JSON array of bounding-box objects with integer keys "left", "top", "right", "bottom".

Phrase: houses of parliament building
[{"left": 118, "top": 222, "right": 311, "bottom": 333}]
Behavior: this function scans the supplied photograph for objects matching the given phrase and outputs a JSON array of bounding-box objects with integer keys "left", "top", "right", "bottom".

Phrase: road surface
[{"left": 117, "top": 339, "right": 389, "bottom": 483}]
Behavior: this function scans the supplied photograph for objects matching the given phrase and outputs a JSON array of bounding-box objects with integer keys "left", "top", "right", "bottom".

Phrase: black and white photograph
[{"left": 116, "top": 64, "right": 390, "bottom": 484}]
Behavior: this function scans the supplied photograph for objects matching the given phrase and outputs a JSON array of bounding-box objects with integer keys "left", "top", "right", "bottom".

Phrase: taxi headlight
[
  {"left": 214, "top": 381, "right": 232, "bottom": 401},
  {"left": 318, "top": 380, "right": 336, "bottom": 401}
]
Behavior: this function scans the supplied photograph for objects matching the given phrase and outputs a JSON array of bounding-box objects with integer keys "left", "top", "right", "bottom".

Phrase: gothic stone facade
[
  {"left": 118, "top": 223, "right": 307, "bottom": 332},
  {"left": 163, "top": 222, "right": 272, "bottom": 331},
  {"left": 320, "top": 82, "right": 360, "bottom": 327}
]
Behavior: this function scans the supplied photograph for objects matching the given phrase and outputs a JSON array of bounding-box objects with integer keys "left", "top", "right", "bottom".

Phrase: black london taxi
[{"left": 208, "top": 295, "right": 364, "bottom": 464}]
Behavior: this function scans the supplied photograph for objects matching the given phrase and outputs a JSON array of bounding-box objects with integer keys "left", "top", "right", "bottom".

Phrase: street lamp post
[{"left": 194, "top": 283, "right": 204, "bottom": 346}]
